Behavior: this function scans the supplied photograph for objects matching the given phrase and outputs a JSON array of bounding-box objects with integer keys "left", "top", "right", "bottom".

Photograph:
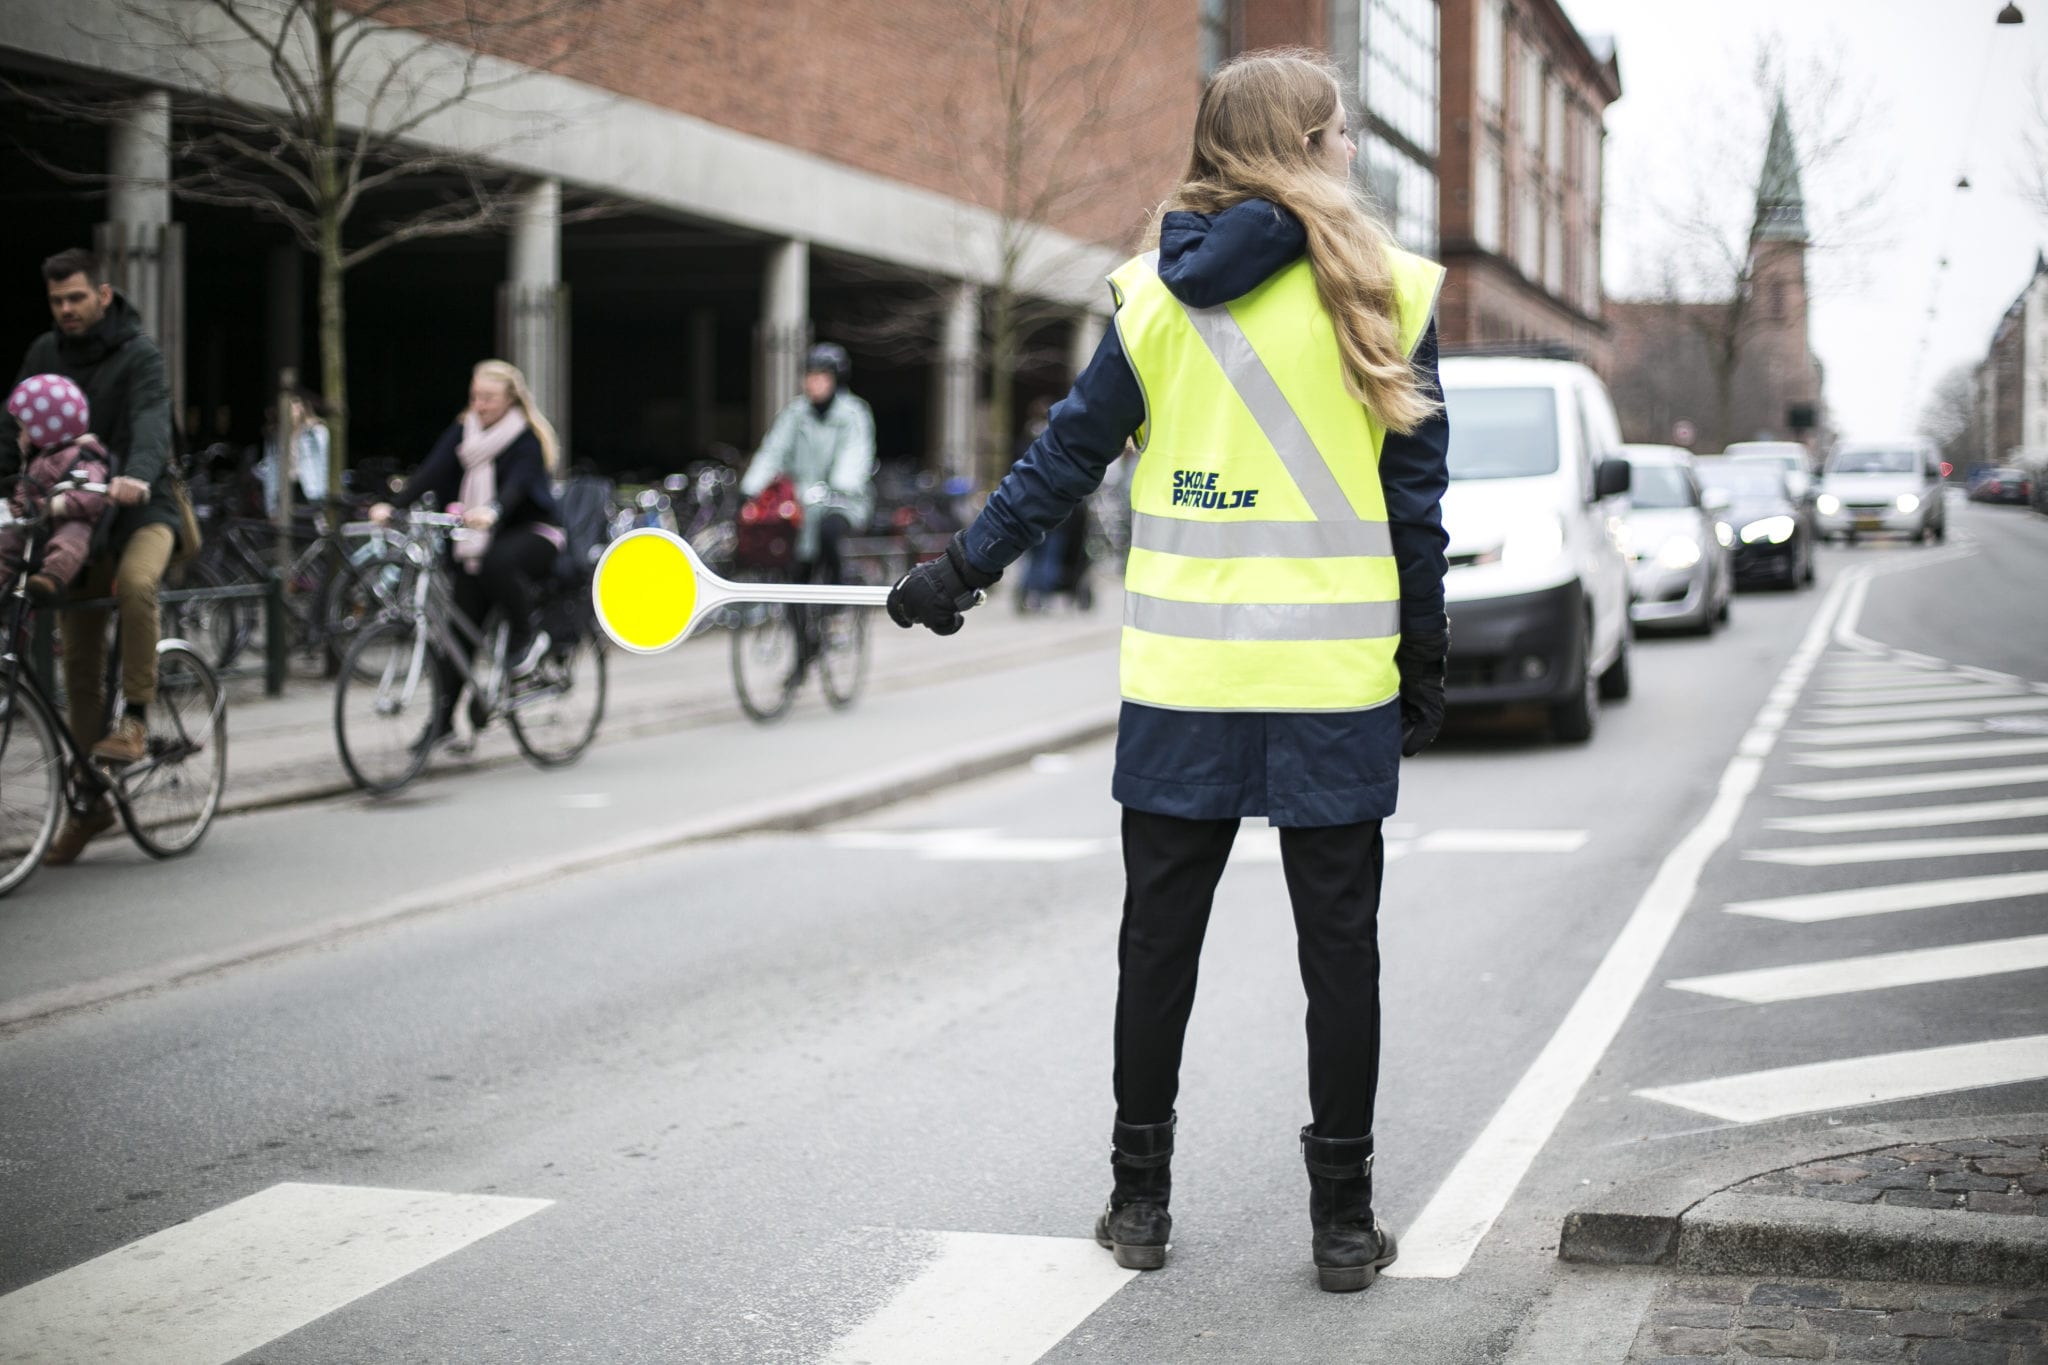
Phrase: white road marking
[
  {"left": 1746, "top": 832, "right": 2048, "bottom": 865},
  {"left": 1766, "top": 795, "right": 2048, "bottom": 833},
  {"left": 1381, "top": 561, "right": 1858, "bottom": 1280},
  {"left": 557, "top": 792, "right": 613, "bottom": 809},
  {"left": 1811, "top": 683, "right": 2021, "bottom": 708},
  {"left": 826, "top": 829, "right": 1109, "bottom": 862},
  {"left": 1634, "top": 1034, "right": 2048, "bottom": 1123},
  {"left": 1668, "top": 933, "right": 2048, "bottom": 1003},
  {"left": 1818, "top": 674, "right": 1992, "bottom": 694},
  {"left": 1414, "top": 829, "right": 1589, "bottom": 854},
  {"left": 1029, "top": 752, "right": 1076, "bottom": 774},
  {"left": 1726, "top": 870, "right": 2048, "bottom": 923},
  {"left": 1778, "top": 763, "right": 2048, "bottom": 801},
  {"left": 1795, "top": 736, "right": 2048, "bottom": 769},
  {"left": 1802, "top": 696, "right": 2048, "bottom": 726},
  {"left": 819, "top": 1232, "right": 1133, "bottom": 1365},
  {"left": 1788, "top": 720, "right": 1989, "bottom": 745},
  {"left": 0, "top": 1183, "right": 550, "bottom": 1365}
]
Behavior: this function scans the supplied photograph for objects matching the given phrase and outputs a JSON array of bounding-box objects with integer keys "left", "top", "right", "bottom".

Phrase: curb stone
[{"left": 1560, "top": 1113, "right": 2048, "bottom": 1287}]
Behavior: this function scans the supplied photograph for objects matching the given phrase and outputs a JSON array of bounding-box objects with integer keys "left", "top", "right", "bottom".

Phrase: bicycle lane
[{"left": 0, "top": 625, "right": 1119, "bottom": 1029}]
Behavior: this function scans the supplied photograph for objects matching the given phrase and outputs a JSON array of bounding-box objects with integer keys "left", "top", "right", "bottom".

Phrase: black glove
[
  {"left": 1394, "top": 625, "right": 1448, "bottom": 757},
  {"left": 888, "top": 532, "right": 999, "bottom": 636}
]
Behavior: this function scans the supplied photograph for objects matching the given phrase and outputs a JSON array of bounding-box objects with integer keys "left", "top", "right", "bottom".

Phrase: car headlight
[
  {"left": 1656, "top": 536, "right": 1702, "bottom": 570},
  {"left": 1895, "top": 493, "right": 1920, "bottom": 514},
  {"left": 1715, "top": 521, "right": 1734, "bottom": 547},
  {"left": 1816, "top": 494, "right": 1841, "bottom": 515},
  {"left": 1502, "top": 513, "right": 1566, "bottom": 566},
  {"left": 1740, "top": 515, "right": 1796, "bottom": 544}
]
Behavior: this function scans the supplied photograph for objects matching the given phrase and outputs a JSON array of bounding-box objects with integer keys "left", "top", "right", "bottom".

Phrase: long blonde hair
[
  {"left": 471, "top": 359, "right": 563, "bottom": 475},
  {"left": 1154, "top": 50, "right": 1437, "bottom": 434}
]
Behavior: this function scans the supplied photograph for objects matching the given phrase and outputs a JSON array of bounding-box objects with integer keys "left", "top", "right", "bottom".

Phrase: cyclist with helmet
[{"left": 739, "top": 342, "right": 875, "bottom": 589}]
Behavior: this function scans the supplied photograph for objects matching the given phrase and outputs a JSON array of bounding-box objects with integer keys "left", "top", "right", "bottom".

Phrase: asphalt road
[{"left": 0, "top": 497, "right": 2041, "bottom": 1364}]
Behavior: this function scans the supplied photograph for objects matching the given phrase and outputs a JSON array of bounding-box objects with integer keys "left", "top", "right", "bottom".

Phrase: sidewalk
[
  {"left": 214, "top": 578, "right": 1125, "bottom": 814},
  {"left": 1562, "top": 1118, "right": 2048, "bottom": 1361}
]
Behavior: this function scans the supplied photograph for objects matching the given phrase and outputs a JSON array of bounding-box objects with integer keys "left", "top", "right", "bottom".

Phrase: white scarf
[{"left": 454, "top": 408, "right": 527, "bottom": 566}]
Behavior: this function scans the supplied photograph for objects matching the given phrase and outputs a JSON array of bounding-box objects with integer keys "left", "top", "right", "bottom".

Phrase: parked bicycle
[
  {"left": 332, "top": 511, "right": 606, "bottom": 794},
  {"left": 0, "top": 475, "right": 227, "bottom": 895}
]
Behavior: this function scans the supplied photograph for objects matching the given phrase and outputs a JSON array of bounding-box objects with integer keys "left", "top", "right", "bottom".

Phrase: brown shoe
[
  {"left": 44, "top": 802, "right": 116, "bottom": 866},
  {"left": 91, "top": 715, "right": 148, "bottom": 766},
  {"left": 25, "top": 573, "right": 59, "bottom": 603}
]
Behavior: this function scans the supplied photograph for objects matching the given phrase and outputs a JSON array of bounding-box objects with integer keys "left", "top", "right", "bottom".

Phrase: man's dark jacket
[{"left": 1, "top": 293, "right": 178, "bottom": 550}]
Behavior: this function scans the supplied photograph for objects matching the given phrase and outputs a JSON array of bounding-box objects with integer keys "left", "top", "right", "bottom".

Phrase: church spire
[{"left": 1756, "top": 93, "right": 1807, "bottom": 243}]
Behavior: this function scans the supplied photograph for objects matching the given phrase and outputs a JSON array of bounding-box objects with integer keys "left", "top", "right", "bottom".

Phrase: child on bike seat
[{"left": 4, "top": 374, "right": 110, "bottom": 603}]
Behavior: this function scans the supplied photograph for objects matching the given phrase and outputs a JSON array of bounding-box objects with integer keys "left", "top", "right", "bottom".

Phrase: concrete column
[
  {"left": 755, "top": 238, "right": 809, "bottom": 439},
  {"left": 97, "top": 89, "right": 182, "bottom": 422},
  {"left": 934, "top": 281, "right": 979, "bottom": 482},
  {"left": 1069, "top": 311, "right": 1106, "bottom": 382},
  {"left": 498, "top": 177, "right": 568, "bottom": 455},
  {"left": 689, "top": 307, "right": 717, "bottom": 457}
]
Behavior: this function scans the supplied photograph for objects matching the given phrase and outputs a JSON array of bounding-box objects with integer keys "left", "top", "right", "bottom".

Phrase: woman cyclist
[
  {"left": 372, "top": 359, "right": 564, "bottom": 748},
  {"left": 887, "top": 51, "right": 1452, "bottom": 1293}
]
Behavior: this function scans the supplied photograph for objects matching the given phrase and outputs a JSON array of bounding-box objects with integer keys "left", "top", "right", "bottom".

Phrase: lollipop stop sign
[{"left": 592, "top": 528, "right": 893, "bottom": 653}]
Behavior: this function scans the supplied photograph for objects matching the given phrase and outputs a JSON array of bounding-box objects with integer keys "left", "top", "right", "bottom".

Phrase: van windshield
[
  {"left": 1442, "top": 387, "right": 1560, "bottom": 479},
  {"left": 1627, "top": 463, "right": 1695, "bottom": 509},
  {"left": 1829, "top": 448, "right": 1918, "bottom": 475}
]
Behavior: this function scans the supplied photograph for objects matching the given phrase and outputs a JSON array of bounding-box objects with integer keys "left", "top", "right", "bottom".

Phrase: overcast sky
[{"left": 1558, "top": 0, "right": 2048, "bottom": 444}]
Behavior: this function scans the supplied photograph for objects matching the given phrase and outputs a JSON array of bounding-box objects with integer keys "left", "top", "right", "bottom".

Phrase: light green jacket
[{"left": 741, "top": 391, "right": 877, "bottom": 562}]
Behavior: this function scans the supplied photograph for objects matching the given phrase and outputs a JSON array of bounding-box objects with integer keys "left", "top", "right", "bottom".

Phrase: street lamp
[{"left": 1998, "top": 3, "right": 2024, "bottom": 22}]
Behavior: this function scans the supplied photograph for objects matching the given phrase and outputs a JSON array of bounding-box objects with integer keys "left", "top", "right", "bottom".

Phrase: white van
[{"left": 1437, "top": 356, "right": 1634, "bottom": 742}]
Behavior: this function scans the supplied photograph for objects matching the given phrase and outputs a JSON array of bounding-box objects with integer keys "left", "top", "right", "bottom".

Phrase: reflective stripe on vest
[{"left": 1110, "top": 244, "right": 1444, "bottom": 713}]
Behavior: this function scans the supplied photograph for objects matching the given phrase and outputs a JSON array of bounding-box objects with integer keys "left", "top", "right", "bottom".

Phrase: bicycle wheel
[
  {"left": 176, "top": 558, "right": 257, "bottom": 672},
  {"left": 334, "top": 617, "right": 442, "bottom": 794},
  {"left": 115, "top": 641, "right": 226, "bottom": 858},
  {"left": 321, "top": 548, "right": 412, "bottom": 678},
  {"left": 817, "top": 604, "right": 869, "bottom": 710},
  {"left": 509, "top": 635, "right": 607, "bottom": 767},
  {"left": 730, "top": 602, "right": 799, "bottom": 723},
  {"left": 0, "top": 682, "right": 64, "bottom": 896}
]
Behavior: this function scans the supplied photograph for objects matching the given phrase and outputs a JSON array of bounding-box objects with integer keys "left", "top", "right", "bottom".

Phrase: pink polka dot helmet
[{"left": 7, "top": 374, "right": 90, "bottom": 452}]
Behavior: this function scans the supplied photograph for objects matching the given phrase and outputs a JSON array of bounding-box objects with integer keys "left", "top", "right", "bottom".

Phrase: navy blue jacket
[
  {"left": 962, "top": 199, "right": 1450, "bottom": 827},
  {"left": 396, "top": 421, "right": 562, "bottom": 532}
]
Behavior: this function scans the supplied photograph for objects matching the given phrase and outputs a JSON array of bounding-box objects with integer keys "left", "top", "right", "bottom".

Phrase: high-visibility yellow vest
[{"left": 1111, "top": 244, "right": 1443, "bottom": 712}]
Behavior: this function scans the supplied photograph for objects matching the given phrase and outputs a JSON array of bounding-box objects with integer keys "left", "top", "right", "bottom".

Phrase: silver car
[
  {"left": 1816, "top": 441, "right": 1949, "bottom": 543},
  {"left": 1619, "top": 445, "right": 1733, "bottom": 634}
]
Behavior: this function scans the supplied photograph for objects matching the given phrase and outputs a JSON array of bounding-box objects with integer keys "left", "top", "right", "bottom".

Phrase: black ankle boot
[
  {"left": 1301, "top": 1126, "right": 1398, "bottom": 1292},
  {"left": 1093, "top": 1114, "right": 1174, "bottom": 1270}
]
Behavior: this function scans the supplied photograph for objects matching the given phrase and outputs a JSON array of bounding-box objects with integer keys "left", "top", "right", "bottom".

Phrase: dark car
[
  {"left": 1969, "top": 467, "right": 2034, "bottom": 505},
  {"left": 1695, "top": 460, "right": 1815, "bottom": 590}
]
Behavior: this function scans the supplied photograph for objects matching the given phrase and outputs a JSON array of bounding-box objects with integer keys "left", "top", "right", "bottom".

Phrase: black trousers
[
  {"left": 437, "top": 525, "right": 558, "bottom": 714},
  {"left": 1114, "top": 807, "right": 1386, "bottom": 1139}
]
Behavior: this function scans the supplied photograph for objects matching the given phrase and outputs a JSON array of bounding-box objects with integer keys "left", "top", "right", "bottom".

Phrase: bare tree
[
  {"left": 1617, "top": 45, "right": 1884, "bottom": 451},
  {"left": 44, "top": 0, "right": 604, "bottom": 498},
  {"left": 1918, "top": 361, "right": 1983, "bottom": 468},
  {"left": 859, "top": 0, "right": 1160, "bottom": 484}
]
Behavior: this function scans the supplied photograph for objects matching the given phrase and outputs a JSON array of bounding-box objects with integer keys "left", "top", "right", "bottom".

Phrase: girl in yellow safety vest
[{"left": 887, "top": 49, "right": 1451, "bottom": 1294}]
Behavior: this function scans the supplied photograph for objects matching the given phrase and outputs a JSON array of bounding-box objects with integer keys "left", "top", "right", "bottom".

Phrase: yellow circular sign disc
[{"left": 594, "top": 529, "right": 698, "bottom": 653}]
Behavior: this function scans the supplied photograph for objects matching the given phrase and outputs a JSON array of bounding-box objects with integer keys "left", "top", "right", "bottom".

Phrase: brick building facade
[
  {"left": 1434, "top": 0, "right": 1618, "bottom": 370},
  {"left": 1978, "top": 254, "right": 2048, "bottom": 465}
]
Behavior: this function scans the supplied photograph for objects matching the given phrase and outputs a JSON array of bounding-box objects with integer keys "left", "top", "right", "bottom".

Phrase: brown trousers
[{"left": 62, "top": 523, "right": 174, "bottom": 749}]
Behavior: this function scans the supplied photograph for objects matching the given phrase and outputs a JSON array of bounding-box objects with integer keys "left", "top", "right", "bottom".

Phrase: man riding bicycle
[{"left": 740, "top": 342, "right": 875, "bottom": 591}]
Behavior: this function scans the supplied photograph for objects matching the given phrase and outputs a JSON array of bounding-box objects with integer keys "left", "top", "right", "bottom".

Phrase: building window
[
  {"left": 1200, "top": 0, "right": 1237, "bottom": 78},
  {"left": 1519, "top": 41, "right": 1543, "bottom": 155},
  {"left": 1474, "top": 134, "right": 1503, "bottom": 252},
  {"left": 1477, "top": 0, "right": 1504, "bottom": 113},
  {"left": 1362, "top": 133, "right": 1439, "bottom": 254},
  {"left": 1580, "top": 226, "right": 1599, "bottom": 314},
  {"left": 1544, "top": 188, "right": 1565, "bottom": 293},
  {"left": 1360, "top": 0, "right": 1439, "bottom": 158},
  {"left": 1517, "top": 175, "right": 1540, "bottom": 276},
  {"left": 1545, "top": 78, "right": 1565, "bottom": 174}
]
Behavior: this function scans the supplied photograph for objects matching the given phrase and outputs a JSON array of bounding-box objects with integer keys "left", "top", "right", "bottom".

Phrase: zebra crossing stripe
[
  {"left": 1633, "top": 1034, "right": 2048, "bottom": 1123},
  {"left": 1818, "top": 674, "right": 2000, "bottom": 694},
  {"left": 1778, "top": 763, "right": 2048, "bottom": 801},
  {"left": 1801, "top": 696, "right": 2048, "bottom": 726},
  {"left": 1667, "top": 934, "right": 2048, "bottom": 1003},
  {"left": 1789, "top": 720, "right": 1989, "bottom": 745},
  {"left": 1794, "top": 736, "right": 2048, "bottom": 769},
  {"left": 819, "top": 1233, "right": 1134, "bottom": 1365},
  {"left": 1725, "top": 870, "right": 2048, "bottom": 923},
  {"left": 1811, "top": 683, "right": 2023, "bottom": 707},
  {"left": 1746, "top": 832, "right": 2048, "bottom": 865},
  {"left": 1766, "top": 795, "right": 2048, "bottom": 833},
  {"left": 0, "top": 1183, "right": 550, "bottom": 1365}
]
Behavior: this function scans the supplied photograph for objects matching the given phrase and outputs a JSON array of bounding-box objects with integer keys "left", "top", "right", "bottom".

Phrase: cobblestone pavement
[
  {"left": 1728, "top": 1136, "right": 2048, "bottom": 1216},
  {"left": 1625, "top": 1278, "right": 2048, "bottom": 1363}
]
